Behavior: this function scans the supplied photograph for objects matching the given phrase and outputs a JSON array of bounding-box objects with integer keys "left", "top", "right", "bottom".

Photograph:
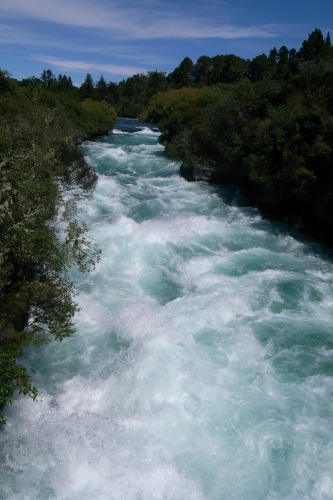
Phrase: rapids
[{"left": 1, "top": 118, "right": 333, "bottom": 499}]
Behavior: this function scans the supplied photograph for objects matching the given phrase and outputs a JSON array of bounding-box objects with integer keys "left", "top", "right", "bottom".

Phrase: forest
[
  {"left": 1, "top": 27, "right": 333, "bottom": 422},
  {"left": 70, "top": 28, "right": 333, "bottom": 246},
  {"left": 143, "top": 29, "right": 333, "bottom": 247},
  {"left": 0, "top": 71, "right": 116, "bottom": 423}
]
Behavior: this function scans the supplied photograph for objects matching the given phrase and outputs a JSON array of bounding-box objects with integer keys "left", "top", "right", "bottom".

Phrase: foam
[
  {"left": 136, "top": 126, "right": 160, "bottom": 135},
  {"left": 111, "top": 128, "right": 130, "bottom": 135}
]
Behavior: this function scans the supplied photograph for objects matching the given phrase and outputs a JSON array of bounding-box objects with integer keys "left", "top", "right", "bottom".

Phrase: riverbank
[{"left": 180, "top": 160, "right": 333, "bottom": 250}]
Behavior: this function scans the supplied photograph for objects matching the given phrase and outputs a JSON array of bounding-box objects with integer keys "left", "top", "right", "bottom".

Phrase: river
[{"left": 1, "top": 118, "right": 333, "bottom": 499}]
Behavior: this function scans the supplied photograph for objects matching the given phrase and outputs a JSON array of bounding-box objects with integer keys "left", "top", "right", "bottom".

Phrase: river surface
[{"left": 1, "top": 118, "right": 333, "bottom": 499}]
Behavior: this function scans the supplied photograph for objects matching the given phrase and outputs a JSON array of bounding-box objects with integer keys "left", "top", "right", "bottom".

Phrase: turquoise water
[{"left": 1, "top": 119, "right": 333, "bottom": 499}]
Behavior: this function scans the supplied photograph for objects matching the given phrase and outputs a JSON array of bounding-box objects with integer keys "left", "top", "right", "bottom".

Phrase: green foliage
[
  {"left": 144, "top": 87, "right": 201, "bottom": 136},
  {"left": 0, "top": 71, "right": 104, "bottom": 424},
  {"left": 0, "top": 348, "right": 37, "bottom": 426},
  {"left": 40, "top": 69, "right": 57, "bottom": 88},
  {"left": 298, "top": 28, "right": 327, "bottom": 60},
  {"left": 81, "top": 98, "right": 117, "bottom": 136},
  {"left": 0, "top": 69, "right": 16, "bottom": 93},
  {"left": 143, "top": 29, "right": 333, "bottom": 243},
  {"left": 117, "top": 71, "right": 168, "bottom": 117},
  {"left": 79, "top": 73, "right": 95, "bottom": 99},
  {"left": 95, "top": 75, "right": 108, "bottom": 101},
  {"left": 167, "top": 57, "right": 195, "bottom": 87},
  {"left": 247, "top": 54, "right": 275, "bottom": 82}
]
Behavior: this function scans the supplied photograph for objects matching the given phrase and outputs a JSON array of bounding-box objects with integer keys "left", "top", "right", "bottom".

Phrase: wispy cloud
[
  {"left": 0, "top": 0, "right": 284, "bottom": 41},
  {"left": 0, "top": 21, "right": 174, "bottom": 65},
  {"left": 0, "top": 22, "right": 58, "bottom": 47},
  {"left": 33, "top": 55, "right": 148, "bottom": 77},
  {"left": 1, "top": 0, "right": 301, "bottom": 83}
]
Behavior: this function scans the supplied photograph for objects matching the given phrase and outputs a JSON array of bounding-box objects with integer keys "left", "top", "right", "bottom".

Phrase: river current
[{"left": 1, "top": 118, "right": 333, "bottom": 499}]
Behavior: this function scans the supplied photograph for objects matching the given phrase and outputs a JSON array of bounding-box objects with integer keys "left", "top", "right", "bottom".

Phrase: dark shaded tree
[
  {"left": 193, "top": 56, "right": 213, "bottom": 85},
  {"left": 247, "top": 54, "right": 274, "bottom": 82},
  {"left": 298, "top": 28, "right": 326, "bottom": 60},
  {"left": 0, "top": 70, "right": 117, "bottom": 424},
  {"left": 79, "top": 73, "right": 94, "bottom": 99},
  {"left": 40, "top": 69, "right": 56, "bottom": 88},
  {"left": 95, "top": 75, "right": 108, "bottom": 101},
  {"left": 168, "top": 57, "right": 194, "bottom": 87},
  {"left": 57, "top": 74, "right": 74, "bottom": 92}
]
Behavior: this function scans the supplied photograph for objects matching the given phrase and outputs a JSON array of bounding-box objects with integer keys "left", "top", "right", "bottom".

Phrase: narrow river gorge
[{"left": 1, "top": 118, "right": 333, "bottom": 499}]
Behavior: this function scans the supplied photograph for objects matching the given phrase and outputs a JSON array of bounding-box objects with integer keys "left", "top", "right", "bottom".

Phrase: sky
[{"left": 1, "top": 0, "right": 333, "bottom": 86}]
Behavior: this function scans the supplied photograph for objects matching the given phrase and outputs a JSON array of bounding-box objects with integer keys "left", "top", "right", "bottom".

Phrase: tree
[
  {"left": 277, "top": 46, "right": 289, "bottom": 66},
  {"left": 193, "top": 56, "right": 213, "bottom": 84},
  {"left": 247, "top": 54, "right": 274, "bottom": 82},
  {"left": 95, "top": 75, "right": 108, "bottom": 101},
  {"left": 0, "top": 69, "right": 16, "bottom": 93},
  {"left": 57, "top": 74, "right": 74, "bottom": 92},
  {"left": 274, "top": 46, "right": 292, "bottom": 79},
  {"left": 81, "top": 99, "right": 117, "bottom": 135},
  {"left": 221, "top": 54, "right": 249, "bottom": 83},
  {"left": 0, "top": 74, "right": 107, "bottom": 424},
  {"left": 146, "top": 71, "right": 168, "bottom": 95},
  {"left": 40, "top": 69, "right": 56, "bottom": 88},
  {"left": 145, "top": 87, "right": 200, "bottom": 136},
  {"left": 168, "top": 57, "right": 194, "bottom": 87},
  {"left": 298, "top": 28, "right": 326, "bottom": 60},
  {"left": 106, "top": 81, "right": 120, "bottom": 107},
  {"left": 79, "top": 73, "right": 94, "bottom": 99},
  {"left": 269, "top": 47, "right": 278, "bottom": 65}
]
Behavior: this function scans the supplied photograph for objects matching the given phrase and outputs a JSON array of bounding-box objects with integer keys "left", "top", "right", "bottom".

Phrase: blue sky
[{"left": 1, "top": 0, "right": 332, "bottom": 86}]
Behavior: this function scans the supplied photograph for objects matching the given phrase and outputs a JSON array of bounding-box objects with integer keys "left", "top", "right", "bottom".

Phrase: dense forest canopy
[
  {"left": 1, "top": 27, "right": 333, "bottom": 423},
  {"left": 143, "top": 28, "right": 333, "bottom": 246}
]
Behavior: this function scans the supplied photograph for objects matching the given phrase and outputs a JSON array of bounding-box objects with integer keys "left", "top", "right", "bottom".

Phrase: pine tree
[
  {"left": 95, "top": 75, "right": 108, "bottom": 101},
  {"left": 79, "top": 73, "right": 94, "bottom": 99},
  {"left": 298, "top": 28, "right": 326, "bottom": 60}
]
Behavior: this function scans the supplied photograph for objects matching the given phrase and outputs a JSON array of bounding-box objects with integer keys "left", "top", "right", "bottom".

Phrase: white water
[{"left": 1, "top": 119, "right": 333, "bottom": 499}]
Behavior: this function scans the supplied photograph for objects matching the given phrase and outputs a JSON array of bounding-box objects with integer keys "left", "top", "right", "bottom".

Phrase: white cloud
[
  {"left": 33, "top": 55, "right": 148, "bottom": 77},
  {"left": 0, "top": 0, "right": 283, "bottom": 41}
]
